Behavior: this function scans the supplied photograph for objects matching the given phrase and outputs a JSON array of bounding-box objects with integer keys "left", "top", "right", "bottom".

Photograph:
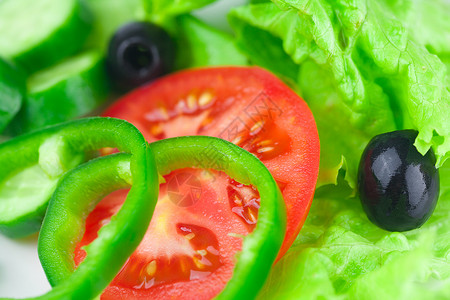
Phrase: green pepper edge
[
  {"left": 38, "top": 136, "right": 286, "bottom": 299},
  {"left": 0, "top": 117, "right": 159, "bottom": 300},
  {"left": 0, "top": 121, "right": 286, "bottom": 299}
]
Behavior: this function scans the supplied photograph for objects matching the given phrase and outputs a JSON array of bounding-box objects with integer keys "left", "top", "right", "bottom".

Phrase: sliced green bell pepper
[
  {"left": 38, "top": 136, "right": 286, "bottom": 300},
  {"left": 0, "top": 117, "right": 158, "bottom": 238},
  {"left": 0, "top": 117, "right": 159, "bottom": 300},
  {"left": 0, "top": 119, "right": 285, "bottom": 299},
  {"left": 151, "top": 136, "right": 286, "bottom": 300}
]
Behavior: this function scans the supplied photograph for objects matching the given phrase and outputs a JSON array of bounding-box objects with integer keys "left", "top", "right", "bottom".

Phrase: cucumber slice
[
  {"left": 0, "top": 58, "right": 26, "bottom": 133},
  {"left": 0, "top": 164, "right": 59, "bottom": 238},
  {"left": 0, "top": 0, "right": 92, "bottom": 73},
  {"left": 0, "top": 129, "right": 86, "bottom": 238},
  {"left": 9, "top": 51, "right": 110, "bottom": 135}
]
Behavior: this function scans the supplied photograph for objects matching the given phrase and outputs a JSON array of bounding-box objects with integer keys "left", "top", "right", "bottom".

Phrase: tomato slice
[{"left": 75, "top": 67, "right": 319, "bottom": 299}]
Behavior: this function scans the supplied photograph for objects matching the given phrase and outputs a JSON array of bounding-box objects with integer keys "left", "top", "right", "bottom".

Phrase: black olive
[
  {"left": 358, "top": 130, "right": 439, "bottom": 231},
  {"left": 106, "top": 22, "right": 175, "bottom": 91}
]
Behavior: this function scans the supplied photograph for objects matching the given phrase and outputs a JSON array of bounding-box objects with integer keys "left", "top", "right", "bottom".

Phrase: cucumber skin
[
  {"left": 0, "top": 199, "right": 48, "bottom": 238},
  {"left": 9, "top": 57, "right": 110, "bottom": 135},
  {"left": 0, "top": 58, "right": 26, "bottom": 133},
  {"left": 12, "top": 0, "right": 93, "bottom": 74}
]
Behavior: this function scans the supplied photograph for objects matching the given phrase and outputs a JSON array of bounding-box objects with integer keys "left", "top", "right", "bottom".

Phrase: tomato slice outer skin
[{"left": 79, "top": 66, "right": 320, "bottom": 299}]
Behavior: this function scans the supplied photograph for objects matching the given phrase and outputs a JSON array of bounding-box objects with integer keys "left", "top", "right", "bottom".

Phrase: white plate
[{"left": 0, "top": 234, "right": 50, "bottom": 297}]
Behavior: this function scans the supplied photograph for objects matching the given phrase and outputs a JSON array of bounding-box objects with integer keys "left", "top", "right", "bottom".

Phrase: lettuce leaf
[
  {"left": 228, "top": 1, "right": 450, "bottom": 298},
  {"left": 257, "top": 161, "right": 450, "bottom": 299},
  {"left": 82, "top": 0, "right": 244, "bottom": 69},
  {"left": 173, "top": 15, "right": 248, "bottom": 69},
  {"left": 229, "top": 0, "right": 450, "bottom": 188},
  {"left": 142, "top": 0, "right": 216, "bottom": 22},
  {"left": 82, "top": 0, "right": 226, "bottom": 53},
  {"left": 381, "top": 0, "right": 450, "bottom": 58}
]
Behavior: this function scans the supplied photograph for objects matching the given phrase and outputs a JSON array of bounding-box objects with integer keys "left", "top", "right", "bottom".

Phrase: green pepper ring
[
  {"left": 38, "top": 136, "right": 286, "bottom": 299},
  {"left": 0, "top": 117, "right": 158, "bottom": 238},
  {"left": 0, "top": 117, "right": 159, "bottom": 300}
]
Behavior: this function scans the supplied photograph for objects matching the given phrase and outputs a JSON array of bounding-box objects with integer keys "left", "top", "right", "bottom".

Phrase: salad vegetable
[
  {"left": 0, "top": 118, "right": 157, "bottom": 238},
  {"left": 1, "top": 117, "right": 160, "bottom": 299},
  {"left": 0, "top": 118, "right": 286, "bottom": 299},
  {"left": 0, "top": 59, "right": 25, "bottom": 133},
  {"left": 227, "top": 1, "right": 450, "bottom": 298},
  {"left": 102, "top": 66, "right": 320, "bottom": 261},
  {"left": 8, "top": 51, "right": 109, "bottom": 135},
  {"left": 106, "top": 22, "right": 176, "bottom": 91},
  {"left": 229, "top": 0, "right": 450, "bottom": 187},
  {"left": 73, "top": 136, "right": 286, "bottom": 299},
  {"left": 257, "top": 161, "right": 450, "bottom": 300},
  {"left": 358, "top": 130, "right": 439, "bottom": 232},
  {"left": 0, "top": 0, "right": 92, "bottom": 73},
  {"left": 67, "top": 66, "right": 319, "bottom": 298},
  {"left": 1, "top": 0, "right": 450, "bottom": 299},
  {"left": 173, "top": 14, "right": 248, "bottom": 68}
]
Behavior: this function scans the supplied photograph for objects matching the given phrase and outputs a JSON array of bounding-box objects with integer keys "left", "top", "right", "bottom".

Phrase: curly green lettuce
[
  {"left": 174, "top": 14, "right": 248, "bottom": 68},
  {"left": 257, "top": 160, "right": 450, "bottom": 300},
  {"left": 82, "top": 0, "right": 246, "bottom": 69},
  {"left": 141, "top": 0, "right": 216, "bottom": 21},
  {"left": 229, "top": 0, "right": 450, "bottom": 189},
  {"left": 227, "top": 1, "right": 450, "bottom": 298}
]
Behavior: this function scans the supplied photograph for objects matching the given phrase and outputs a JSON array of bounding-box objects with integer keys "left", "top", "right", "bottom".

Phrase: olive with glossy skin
[
  {"left": 358, "top": 130, "right": 439, "bottom": 231},
  {"left": 106, "top": 22, "right": 175, "bottom": 91}
]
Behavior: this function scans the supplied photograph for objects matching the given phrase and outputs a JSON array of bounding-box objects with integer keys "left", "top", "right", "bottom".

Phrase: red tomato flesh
[{"left": 74, "top": 67, "right": 320, "bottom": 299}]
